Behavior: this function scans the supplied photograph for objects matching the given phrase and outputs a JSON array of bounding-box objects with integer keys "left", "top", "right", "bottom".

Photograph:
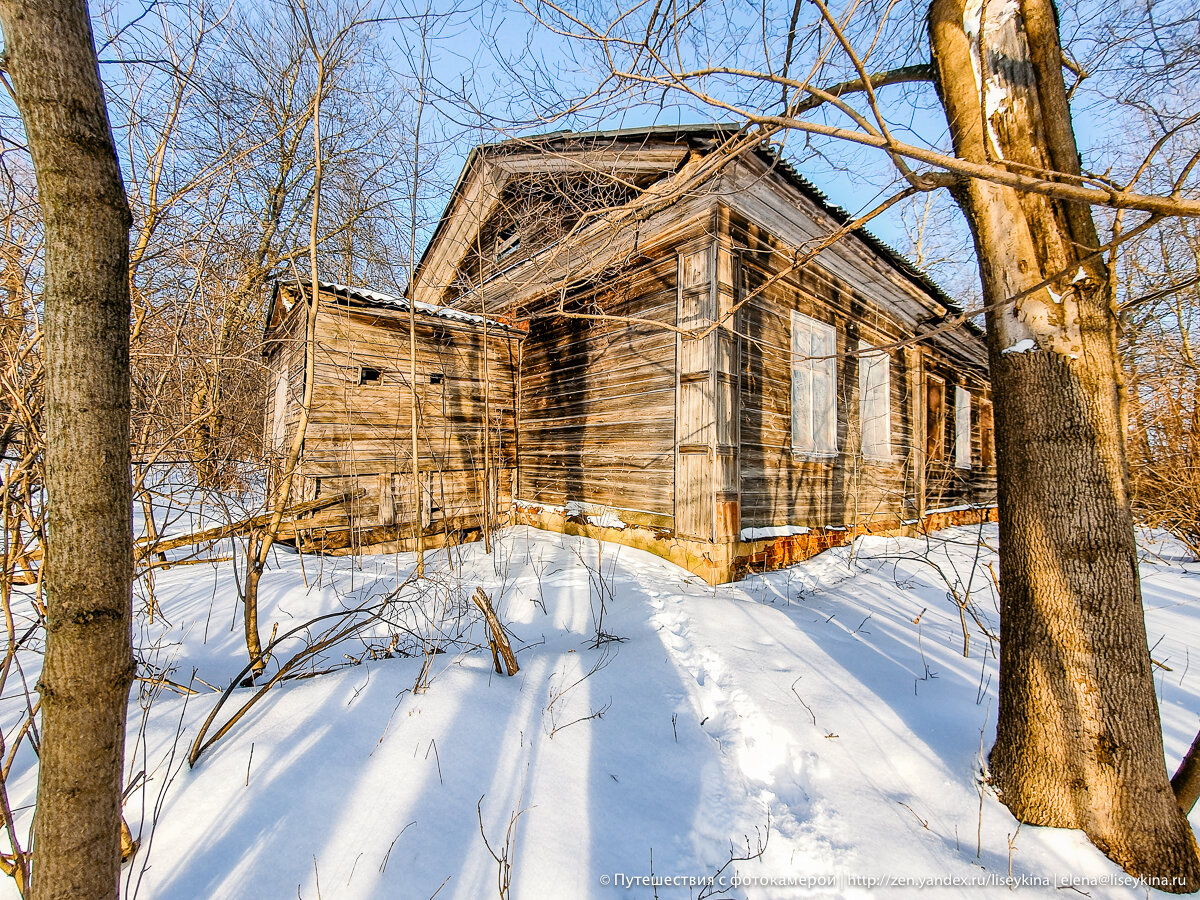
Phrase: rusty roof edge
[{"left": 269, "top": 277, "right": 527, "bottom": 336}]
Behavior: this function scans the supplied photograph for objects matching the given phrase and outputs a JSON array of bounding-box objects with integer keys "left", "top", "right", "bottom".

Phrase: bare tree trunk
[
  {"left": 0, "top": 2, "right": 135, "bottom": 898},
  {"left": 406, "top": 28, "right": 429, "bottom": 578},
  {"left": 1173, "top": 728, "right": 1200, "bottom": 816},
  {"left": 408, "top": 290, "right": 424, "bottom": 576},
  {"left": 930, "top": 0, "right": 1200, "bottom": 888}
]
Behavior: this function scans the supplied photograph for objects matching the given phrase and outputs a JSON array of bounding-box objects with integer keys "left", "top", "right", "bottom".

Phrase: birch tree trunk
[
  {"left": 0, "top": 2, "right": 135, "bottom": 898},
  {"left": 929, "top": 0, "right": 1200, "bottom": 888}
]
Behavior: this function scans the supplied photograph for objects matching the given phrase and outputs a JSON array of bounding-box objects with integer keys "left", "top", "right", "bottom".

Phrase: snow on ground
[{"left": 4, "top": 524, "right": 1200, "bottom": 899}]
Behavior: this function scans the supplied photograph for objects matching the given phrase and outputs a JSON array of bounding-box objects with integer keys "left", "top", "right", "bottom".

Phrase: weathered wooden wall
[
  {"left": 514, "top": 235, "right": 688, "bottom": 523},
  {"left": 725, "top": 204, "right": 995, "bottom": 533},
  {"left": 264, "top": 286, "right": 520, "bottom": 540}
]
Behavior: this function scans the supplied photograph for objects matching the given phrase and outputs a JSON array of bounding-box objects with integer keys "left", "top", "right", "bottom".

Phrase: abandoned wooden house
[{"left": 262, "top": 124, "right": 996, "bottom": 582}]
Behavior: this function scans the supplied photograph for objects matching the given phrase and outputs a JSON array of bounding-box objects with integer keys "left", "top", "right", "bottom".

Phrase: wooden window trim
[
  {"left": 955, "top": 385, "right": 972, "bottom": 470},
  {"left": 790, "top": 310, "right": 838, "bottom": 458},
  {"left": 858, "top": 340, "right": 892, "bottom": 463},
  {"left": 979, "top": 398, "right": 995, "bottom": 469},
  {"left": 926, "top": 374, "right": 946, "bottom": 461}
]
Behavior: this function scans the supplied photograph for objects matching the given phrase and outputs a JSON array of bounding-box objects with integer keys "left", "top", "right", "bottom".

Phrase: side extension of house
[{"left": 261, "top": 279, "right": 523, "bottom": 553}]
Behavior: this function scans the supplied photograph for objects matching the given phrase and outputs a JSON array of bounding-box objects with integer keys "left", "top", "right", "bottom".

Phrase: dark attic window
[
  {"left": 495, "top": 225, "right": 520, "bottom": 262},
  {"left": 429, "top": 372, "right": 445, "bottom": 385},
  {"left": 358, "top": 366, "right": 383, "bottom": 385}
]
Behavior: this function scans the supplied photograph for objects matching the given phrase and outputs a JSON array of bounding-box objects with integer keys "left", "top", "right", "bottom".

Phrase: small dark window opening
[
  {"left": 495, "top": 225, "right": 520, "bottom": 262},
  {"left": 359, "top": 365, "right": 383, "bottom": 385},
  {"left": 429, "top": 372, "right": 444, "bottom": 385}
]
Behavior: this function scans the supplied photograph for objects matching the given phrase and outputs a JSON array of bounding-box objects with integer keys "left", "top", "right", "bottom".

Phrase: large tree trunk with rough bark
[
  {"left": 929, "top": 0, "right": 1200, "bottom": 888},
  {"left": 0, "top": 2, "right": 136, "bottom": 898}
]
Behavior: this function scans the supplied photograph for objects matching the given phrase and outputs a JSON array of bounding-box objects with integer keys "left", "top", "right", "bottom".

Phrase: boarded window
[
  {"left": 791, "top": 311, "right": 837, "bottom": 455},
  {"left": 858, "top": 341, "right": 891, "bottom": 460},
  {"left": 271, "top": 366, "right": 288, "bottom": 450},
  {"left": 955, "top": 386, "right": 972, "bottom": 469},
  {"left": 979, "top": 399, "right": 995, "bottom": 468},
  {"left": 926, "top": 375, "right": 945, "bottom": 461}
]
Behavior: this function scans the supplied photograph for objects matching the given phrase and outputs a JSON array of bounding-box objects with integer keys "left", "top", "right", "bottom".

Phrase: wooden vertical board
[
  {"left": 682, "top": 249, "right": 708, "bottom": 290},
  {"left": 377, "top": 473, "right": 395, "bottom": 525},
  {"left": 714, "top": 452, "right": 738, "bottom": 496},
  {"left": 675, "top": 243, "right": 716, "bottom": 539},
  {"left": 678, "top": 378, "right": 714, "bottom": 446},
  {"left": 715, "top": 373, "right": 737, "bottom": 448},
  {"left": 676, "top": 451, "right": 713, "bottom": 540},
  {"left": 713, "top": 223, "right": 741, "bottom": 541},
  {"left": 906, "top": 345, "right": 927, "bottom": 520}
]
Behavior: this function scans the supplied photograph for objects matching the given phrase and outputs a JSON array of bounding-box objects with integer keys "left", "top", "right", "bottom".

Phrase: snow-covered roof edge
[{"left": 270, "top": 278, "right": 527, "bottom": 336}]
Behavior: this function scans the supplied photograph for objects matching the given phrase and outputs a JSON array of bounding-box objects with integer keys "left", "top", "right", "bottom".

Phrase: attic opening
[
  {"left": 358, "top": 365, "right": 383, "bottom": 385},
  {"left": 495, "top": 225, "right": 521, "bottom": 262}
]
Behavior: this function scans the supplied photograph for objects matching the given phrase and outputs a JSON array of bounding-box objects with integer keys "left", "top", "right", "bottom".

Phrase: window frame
[
  {"left": 495, "top": 225, "right": 520, "bottom": 262},
  {"left": 955, "top": 385, "right": 972, "bottom": 470},
  {"left": 979, "top": 398, "right": 995, "bottom": 469},
  {"left": 790, "top": 310, "right": 838, "bottom": 458},
  {"left": 926, "top": 374, "right": 946, "bottom": 461},
  {"left": 857, "top": 340, "right": 892, "bottom": 462}
]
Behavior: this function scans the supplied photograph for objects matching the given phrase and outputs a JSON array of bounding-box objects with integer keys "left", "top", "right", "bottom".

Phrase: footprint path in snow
[{"left": 637, "top": 575, "right": 843, "bottom": 873}]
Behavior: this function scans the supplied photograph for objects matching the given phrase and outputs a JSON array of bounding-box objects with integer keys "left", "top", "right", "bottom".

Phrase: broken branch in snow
[
  {"left": 897, "top": 800, "right": 929, "bottom": 829},
  {"left": 136, "top": 489, "right": 365, "bottom": 557},
  {"left": 696, "top": 811, "right": 771, "bottom": 899},
  {"left": 188, "top": 580, "right": 412, "bottom": 766},
  {"left": 790, "top": 676, "right": 818, "bottom": 726},
  {"left": 472, "top": 587, "right": 518, "bottom": 676},
  {"left": 477, "top": 791, "right": 527, "bottom": 900}
]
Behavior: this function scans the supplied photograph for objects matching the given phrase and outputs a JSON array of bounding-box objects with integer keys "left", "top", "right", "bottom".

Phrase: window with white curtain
[
  {"left": 858, "top": 341, "right": 891, "bottom": 460},
  {"left": 791, "top": 311, "right": 838, "bottom": 455},
  {"left": 955, "top": 385, "right": 972, "bottom": 469}
]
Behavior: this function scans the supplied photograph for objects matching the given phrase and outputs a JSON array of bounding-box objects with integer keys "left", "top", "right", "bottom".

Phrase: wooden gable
[{"left": 410, "top": 137, "right": 691, "bottom": 308}]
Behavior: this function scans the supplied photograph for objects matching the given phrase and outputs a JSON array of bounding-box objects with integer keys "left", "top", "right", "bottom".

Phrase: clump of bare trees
[
  {"left": 1123, "top": 217, "right": 1200, "bottom": 560},
  {"left": 0, "top": 0, "right": 451, "bottom": 894}
]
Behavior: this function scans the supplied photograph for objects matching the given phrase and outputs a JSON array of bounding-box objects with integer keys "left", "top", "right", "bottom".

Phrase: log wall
[
  {"left": 726, "top": 207, "right": 996, "bottom": 532},
  {"left": 265, "top": 288, "right": 520, "bottom": 539}
]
